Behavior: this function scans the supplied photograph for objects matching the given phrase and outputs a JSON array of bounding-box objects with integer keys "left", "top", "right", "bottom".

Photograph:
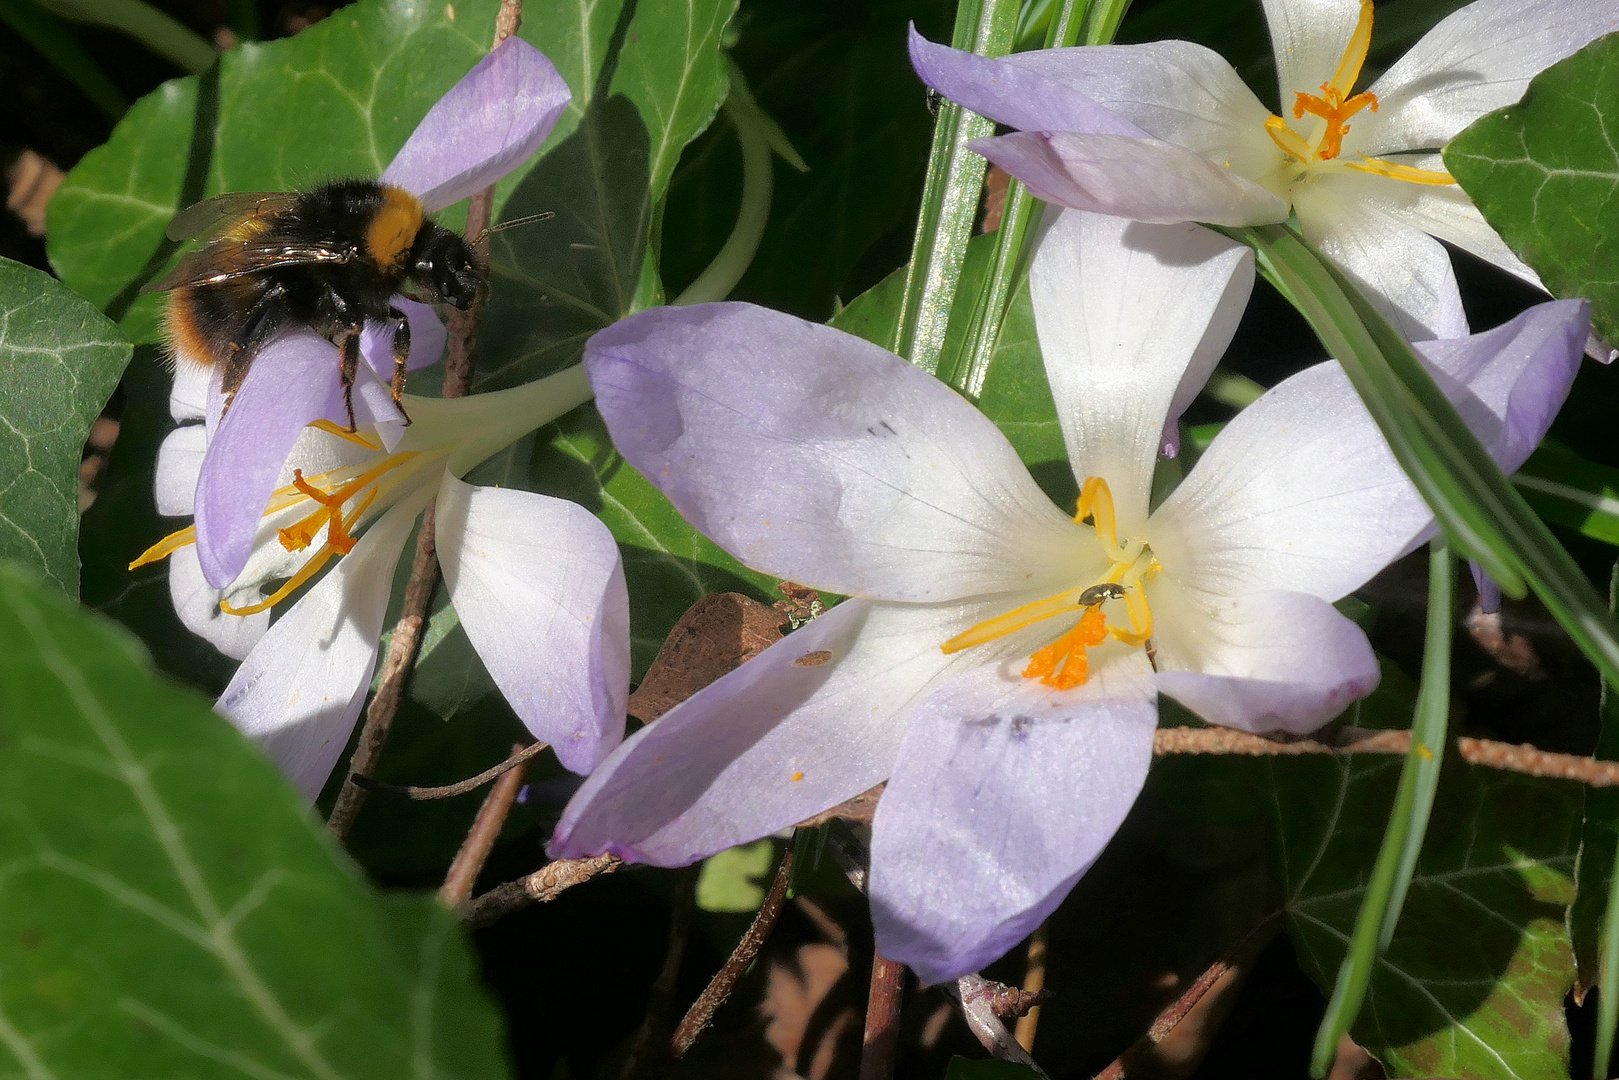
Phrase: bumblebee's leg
[
  {"left": 336, "top": 324, "right": 362, "bottom": 433},
  {"left": 386, "top": 305, "right": 413, "bottom": 426},
  {"left": 220, "top": 281, "right": 289, "bottom": 420}
]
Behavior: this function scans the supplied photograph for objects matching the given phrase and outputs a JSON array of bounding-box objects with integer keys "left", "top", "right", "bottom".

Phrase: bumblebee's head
[{"left": 410, "top": 224, "right": 485, "bottom": 310}]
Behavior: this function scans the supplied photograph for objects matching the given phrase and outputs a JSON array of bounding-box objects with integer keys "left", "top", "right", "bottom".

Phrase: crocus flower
[
  {"left": 174, "top": 35, "right": 573, "bottom": 590},
  {"left": 909, "top": 0, "right": 1617, "bottom": 341},
  {"left": 550, "top": 209, "right": 1589, "bottom": 982},
  {"left": 136, "top": 359, "right": 630, "bottom": 798}
]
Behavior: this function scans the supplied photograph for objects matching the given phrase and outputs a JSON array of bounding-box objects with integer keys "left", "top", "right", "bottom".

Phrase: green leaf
[
  {"left": 1446, "top": 33, "right": 1619, "bottom": 346},
  {"left": 695, "top": 839, "right": 776, "bottom": 913},
  {"left": 1275, "top": 755, "right": 1580, "bottom": 1079},
  {"left": 1310, "top": 542, "right": 1455, "bottom": 1075},
  {"left": 1580, "top": 555, "right": 1619, "bottom": 1075},
  {"left": 47, "top": 0, "right": 738, "bottom": 358},
  {"left": 1515, "top": 443, "right": 1619, "bottom": 547},
  {"left": 0, "top": 258, "right": 130, "bottom": 595},
  {"left": 0, "top": 0, "right": 127, "bottom": 117},
  {"left": 0, "top": 560, "right": 512, "bottom": 1076}
]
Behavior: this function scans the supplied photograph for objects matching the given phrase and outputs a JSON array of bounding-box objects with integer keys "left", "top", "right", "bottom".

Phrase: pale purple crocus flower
[
  {"left": 909, "top": 0, "right": 1617, "bottom": 342},
  {"left": 177, "top": 35, "right": 573, "bottom": 590},
  {"left": 549, "top": 208, "right": 1589, "bottom": 983},
  {"left": 143, "top": 359, "right": 630, "bottom": 799}
]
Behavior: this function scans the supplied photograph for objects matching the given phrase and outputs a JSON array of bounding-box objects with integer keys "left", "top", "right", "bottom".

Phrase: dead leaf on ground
[{"left": 627, "top": 592, "right": 785, "bottom": 722}]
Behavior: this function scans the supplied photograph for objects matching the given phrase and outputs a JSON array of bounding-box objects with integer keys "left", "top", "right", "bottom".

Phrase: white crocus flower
[
  {"left": 551, "top": 209, "right": 1589, "bottom": 981},
  {"left": 136, "top": 354, "right": 630, "bottom": 798},
  {"left": 910, "top": 0, "right": 1617, "bottom": 342}
]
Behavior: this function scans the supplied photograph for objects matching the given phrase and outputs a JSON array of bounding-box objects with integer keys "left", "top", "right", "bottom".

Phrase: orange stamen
[
  {"left": 1023, "top": 607, "right": 1109, "bottom": 690},
  {"left": 221, "top": 487, "right": 377, "bottom": 616},
  {"left": 129, "top": 525, "right": 198, "bottom": 571},
  {"left": 1292, "top": 86, "right": 1378, "bottom": 160}
]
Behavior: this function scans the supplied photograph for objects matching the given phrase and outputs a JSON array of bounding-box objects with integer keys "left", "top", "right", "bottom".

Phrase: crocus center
[
  {"left": 940, "top": 476, "right": 1160, "bottom": 691},
  {"left": 1261, "top": 0, "right": 1456, "bottom": 188}
]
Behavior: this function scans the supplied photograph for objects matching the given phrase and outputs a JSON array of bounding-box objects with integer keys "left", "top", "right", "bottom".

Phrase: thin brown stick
[
  {"left": 952, "top": 974, "right": 1050, "bottom": 1076},
  {"left": 457, "top": 853, "right": 622, "bottom": 929},
  {"left": 671, "top": 849, "right": 796, "bottom": 1057},
  {"left": 1092, "top": 912, "right": 1281, "bottom": 1080},
  {"left": 1153, "top": 726, "right": 1619, "bottom": 786},
  {"left": 439, "top": 743, "right": 533, "bottom": 907},
  {"left": 355, "top": 741, "right": 548, "bottom": 800},
  {"left": 620, "top": 869, "right": 698, "bottom": 1080},
  {"left": 860, "top": 953, "right": 905, "bottom": 1080},
  {"left": 1014, "top": 923, "right": 1049, "bottom": 1051},
  {"left": 325, "top": 0, "right": 522, "bottom": 842}
]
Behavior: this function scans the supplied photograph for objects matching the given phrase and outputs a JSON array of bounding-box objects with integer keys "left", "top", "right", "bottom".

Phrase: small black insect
[
  {"left": 1079, "top": 582, "right": 1127, "bottom": 607},
  {"left": 145, "top": 179, "right": 487, "bottom": 429}
]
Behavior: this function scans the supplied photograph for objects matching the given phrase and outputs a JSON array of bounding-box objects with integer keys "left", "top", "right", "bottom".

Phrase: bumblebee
[{"left": 147, "top": 178, "right": 484, "bottom": 428}]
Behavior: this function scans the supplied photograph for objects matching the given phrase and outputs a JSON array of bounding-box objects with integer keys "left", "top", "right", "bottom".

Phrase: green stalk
[
  {"left": 1593, "top": 556, "right": 1619, "bottom": 1078},
  {"left": 1310, "top": 541, "right": 1454, "bottom": 1074},
  {"left": 0, "top": 0, "right": 126, "bottom": 117},
  {"left": 39, "top": 0, "right": 215, "bottom": 73},
  {"left": 890, "top": 0, "right": 1021, "bottom": 369},
  {"left": 1079, "top": 0, "right": 1132, "bottom": 44},
  {"left": 943, "top": 0, "right": 1089, "bottom": 395}
]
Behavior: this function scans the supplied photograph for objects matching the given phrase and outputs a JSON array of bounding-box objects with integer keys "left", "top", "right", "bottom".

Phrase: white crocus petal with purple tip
[
  {"left": 556, "top": 206, "right": 1589, "bottom": 981},
  {"left": 435, "top": 476, "right": 630, "bottom": 773},
  {"left": 868, "top": 660, "right": 1157, "bottom": 986},
  {"left": 380, "top": 36, "right": 571, "bottom": 212},
  {"left": 168, "top": 546, "right": 269, "bottom": 661},
  {"left": 911, "top": 0, "right": 1618, "bottom": 339}
]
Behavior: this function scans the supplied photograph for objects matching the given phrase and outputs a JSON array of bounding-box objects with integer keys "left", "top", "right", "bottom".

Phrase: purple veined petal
[
  {"left": 1471, "top": 561, "right": 1503, "bottom": 615},
  {"left": 907, "top": 25, "right": 1145, "bottom": 137},
  {"left": 1152, "top": 588, "right": 1380, "bottom": 735},
  {"left": 381, "top": 37, "right": 572, "bottom": 212},
  {"left": 216, "top": 495, "right": 422, "bottom": 800},
  {"left": 1294, "top": 175, "right": 1469, "bottom": 341},
  {"left": 1030, "top": 210, "right": 1252, "bottom": 530},
  {"left": 435, "top": 475, "right": 630, "bottom": 774},
  {"left": 1358, "top": 0, "right": 1618, "bottom": 156},
  {"left": 194, "top": 332, "right": 406, "bottom": 588},
  {"left": 170, "top": 358, "right": 211, "bottom": 422},
  {"left": 1002, "top": 41, "right": 1281, "bottom": 177},
  {"left": 868, "top": 655, "right": 1157, "bottom": 984},
  {"left": 1417, "top": 298, "right": 1589, "bottom": 473},
  {"left": 549, "top": 595, "right": 1015, "bottom": 865},
  {"left": 971, "top": 131, "right": 1289, "bottom": 228},
  {"left": 1260, "top": 0, "right": 1365, "bottom": 105},
  {"left": 360, "top": 298, "right": 447, "bottom": 379},
  {"left": 584, "top": 302, "right": 1085, "bottom": 603},
  {"left": 155, "top": 423, "right": 206, "bottom": 516},
  {"left": 168, "top": 544, "right": 268, "bottom": 661}
]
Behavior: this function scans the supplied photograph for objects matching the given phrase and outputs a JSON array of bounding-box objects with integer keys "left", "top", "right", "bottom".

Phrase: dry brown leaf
[{"left": 627, "top": 592, "right": 785, "bottom": 722}]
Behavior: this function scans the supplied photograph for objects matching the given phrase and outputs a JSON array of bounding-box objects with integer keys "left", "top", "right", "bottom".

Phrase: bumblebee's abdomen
[{"left": 164, "top": 278, "right": 268, "bottom": 370}]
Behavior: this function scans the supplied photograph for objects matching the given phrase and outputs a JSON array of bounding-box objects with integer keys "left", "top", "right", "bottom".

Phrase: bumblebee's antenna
[{"left": 473, "top": 211, "right": 556, "bottom": 247}]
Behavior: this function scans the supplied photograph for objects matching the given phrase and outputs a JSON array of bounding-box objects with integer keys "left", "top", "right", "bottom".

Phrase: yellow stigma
[
  {"left": 1260, "top": 1, "right": 1457, "bottom": 187},
  {"left": 941, "top": 476, "right": 1159, "bottom": 690}
]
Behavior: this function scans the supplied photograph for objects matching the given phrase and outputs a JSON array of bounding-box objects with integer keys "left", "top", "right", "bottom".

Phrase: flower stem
[
  {"left": 1309, "top": 540, "right": 1453, "bottom": 1075},
  {"left": 890, "top": 0, "right": 1021, "bottom": 371}
]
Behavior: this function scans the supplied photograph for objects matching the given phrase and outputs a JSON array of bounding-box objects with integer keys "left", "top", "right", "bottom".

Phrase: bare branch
[
  {"left": 456, "top": 853, "right": 623, "bottom": 929},
  {"left": 951, "top": 974, "right": 1051, "bottom": 1078},
  {"left": 439, "top": 743, "right": 533, "bottom": 907},
  {"left": 859, "top": 953, "right": 906, "bottom": 1080},
  {"left": 355, "top": 741, "right": 548, "bottom": 800}
]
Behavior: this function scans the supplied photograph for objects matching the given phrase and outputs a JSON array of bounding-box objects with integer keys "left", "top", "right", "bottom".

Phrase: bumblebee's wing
[
  {"left": 164, "top": 191, "right": 299, "bottom": 242},
  {"left": 142, "top": 237, "right": 358, "bottom": 294}
]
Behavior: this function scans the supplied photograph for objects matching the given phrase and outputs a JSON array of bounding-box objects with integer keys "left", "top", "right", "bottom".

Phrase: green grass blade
[
  {"left": 1594, "top": 556, "right": 1619, "bottom": 1078},
  {"left": 0, "top": 0, "right": 126, "bottom": 117},
  {"left": 43, "top": 0, "right": 215, "bottom": 73},
  {"left": 890, "top": 0, "right": 1020, "bottom": 369},
  {"left": 1310, "top": 540, "right": 1455, "bottom": 1075}
]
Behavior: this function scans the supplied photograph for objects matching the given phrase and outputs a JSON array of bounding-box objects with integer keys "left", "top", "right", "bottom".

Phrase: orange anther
[
  {"left": 1023, "top": 607, "right": 1109, "bottom": 689},
  {"left": 278, "top": 469, "right": 358, "bottom": 554}
]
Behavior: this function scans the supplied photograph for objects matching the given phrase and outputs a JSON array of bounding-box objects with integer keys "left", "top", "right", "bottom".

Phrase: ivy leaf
[
  {"left": 46, "top": 0, "right": 738, "bottom": 355},
  {"left": 1446, "top": 33, "right": 1619, "bottom": 346},
  {"left": 0, "top": 258, "right": 129, "bottom": 595},
  {"left": 0, "top": 561, "right": 511, "bottom": 1076},
  {"left": 1273, "top": 755, "right": 1580, "bottom": 1078}
]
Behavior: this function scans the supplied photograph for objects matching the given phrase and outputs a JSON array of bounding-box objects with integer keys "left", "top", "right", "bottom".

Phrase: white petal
[
  {"left": 168, "top": 545, "right": 268, "bottom": 661},
  {"left": 1295, "top": 180, "right": 1469, "bottom": 340},
  {"left": 1030, "top": 210, "right": 1253, "bottom": 532},
  {"left": 1005, "top": 41, "right": 1283, "bottom": 181},
  {"left": 1153, "top": 588, "right": 1380, "bottom": 734},
  {"left": 215, "top": 495, "right": 422, "bottom": 801},
  {"left": 1358, "top": 0, "right": 1619, "bottom": 155},
  {"left": 169, "top": 357, "right": 212, "bottom": 422},
  {"left": 436, "top": 475, "right": 630, "bottom": 774},
  {"left": 155, "top": 423, "right": 206, "bottom": 517},
  {"left": 1261, "top": 0, "right": 1366, "bottom": 102}
]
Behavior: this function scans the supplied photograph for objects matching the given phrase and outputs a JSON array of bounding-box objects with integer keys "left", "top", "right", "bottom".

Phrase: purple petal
[
  {"left": 436, "top": 477, "right": 629, "bottom": 773},
  {"left": 1417, "top": 298, "right": 1590, "bottom": 473},
  {"left": 907, "top": 25, "right": 1144, "bottom": 136},
  {"left": 584, "top": 302, "right": 1082, "bottom": 603},
  {"left": 194, "top": 332, "right": 404, "bottom": 588},
  {"left": 1471, "top": 562, "right": 1503, "bottom": 615},
  {"left": 381, "top": 37, "right": 572, "bottom": 212},
  {"left": 360, "top": 297, "right": 446, "bottom": 379},
  {"left": 868, "top": 658, "right": 1157, "bottom": 984},
  {"left": 972, "top": 131, "right": 1288, "bottom": 227},
  {"left": 1154, "top": 590, "right": 1380, "bottom": 735},
  {"left": 550, "top": 598, "right": 974, "bottom": 865}
]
